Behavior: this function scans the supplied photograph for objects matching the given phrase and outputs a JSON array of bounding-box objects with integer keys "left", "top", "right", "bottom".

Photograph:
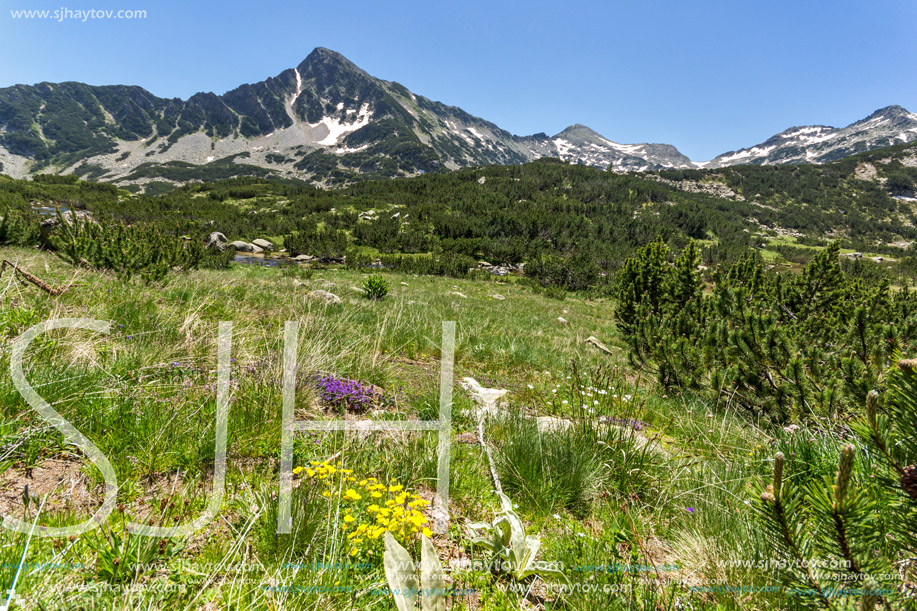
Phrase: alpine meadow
[{"left": 0, "top": 4, "right": 916, "bottom": 610}]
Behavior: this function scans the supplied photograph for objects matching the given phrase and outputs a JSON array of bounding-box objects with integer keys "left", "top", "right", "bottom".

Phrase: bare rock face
[{"left": 306, "top": 289, "right": 342, "bottom": 305}]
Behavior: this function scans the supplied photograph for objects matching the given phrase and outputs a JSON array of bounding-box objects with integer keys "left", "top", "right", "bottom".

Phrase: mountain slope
[
  {"left": 0, "top": 48, "right": 694, "bottom": 187},
  {"left": 706, "top": 105, "right": 917, "bottom": 168},
  {"left": 1, "top": 48, "right": 915, "bottom": 187}
]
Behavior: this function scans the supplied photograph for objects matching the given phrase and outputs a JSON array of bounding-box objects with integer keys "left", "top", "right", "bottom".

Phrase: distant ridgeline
[
  {"left": 2, "top": 48, "right": 915, "bottom": 188},
  {"left": 1, "top": 141, "right": 917, "bottom": 288}
]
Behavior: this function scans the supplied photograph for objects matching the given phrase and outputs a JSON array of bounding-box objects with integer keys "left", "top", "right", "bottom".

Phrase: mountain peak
[
  {"left": 556, "top": 124, "right": 602, "bottom": 137},
  {"left": 863, "top": 104, "right": 914, "bottom": 121},
  {"left": 297, "top": 47, "right": 366, "bottom": 76}
]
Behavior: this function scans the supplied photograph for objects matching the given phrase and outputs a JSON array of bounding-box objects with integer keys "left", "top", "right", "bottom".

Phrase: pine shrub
[
  {"left": 50, "top": 212, "right": 230, "bottom": 281},
  {"left": 755, "top": 360, "right": 917, "bottom": 608},
  {"left": 615, "top": 239, "right": 917, "bottom": 421}
]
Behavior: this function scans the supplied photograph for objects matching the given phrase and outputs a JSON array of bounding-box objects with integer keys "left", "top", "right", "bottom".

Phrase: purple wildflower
[{"left": 314, "top": 375, "right": 378, "bottom": 413}]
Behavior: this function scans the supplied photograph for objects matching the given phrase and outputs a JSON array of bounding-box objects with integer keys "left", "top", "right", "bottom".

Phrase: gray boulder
[
  {"left": 252, "top": 238, "right": 273, "bottom": 251},
  {"left": 229, "top": 241, "right": 255, "bottom": 253},
  {"left": 207, "top": 232, "right": 228, "bottom": 250}
]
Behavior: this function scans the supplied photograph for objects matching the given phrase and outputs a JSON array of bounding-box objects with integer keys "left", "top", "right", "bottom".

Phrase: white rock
[
  {"left": 206, "top": 232, "right": 227, "bottom": 250},
  {"left": 461, "top": 377, "right": 508, "bottom": 418},
  {"left": 306, "top": 290, "right": 342, "bottom": 305}
]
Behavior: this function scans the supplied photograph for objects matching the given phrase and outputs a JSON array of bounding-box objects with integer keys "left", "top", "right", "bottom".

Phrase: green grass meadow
[{"left": 0, "top": 248, "right": 877, "bottom": 610}]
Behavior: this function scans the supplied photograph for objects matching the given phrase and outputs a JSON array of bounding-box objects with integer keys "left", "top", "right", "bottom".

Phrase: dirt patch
[
  {"left": 854, "top": 162, "right": 882, "bottom": 182},
  {"left": 0, "top": 458, "right": 100, "bottom": 518}
]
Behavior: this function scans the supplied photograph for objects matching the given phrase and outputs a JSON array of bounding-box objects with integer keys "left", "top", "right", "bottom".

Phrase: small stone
[
  {"left": 306, "top": 290, "right": 342, "bottom": 305},
  {"left": 454, "top": 432, "right": 478, "bottom": 444},
  {"left": 584, "top": 336, "right": 613, "bottom": 355}
]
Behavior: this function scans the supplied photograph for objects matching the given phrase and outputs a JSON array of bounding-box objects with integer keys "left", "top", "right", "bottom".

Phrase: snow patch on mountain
[
  {"left": 708, "top": 106, "right": 917, "bottom": 168},
  {"left": 310, "top": 103, "right": 371, "bottom": 146}
]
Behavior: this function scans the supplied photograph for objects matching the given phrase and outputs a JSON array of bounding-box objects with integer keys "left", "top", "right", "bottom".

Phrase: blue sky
[{"left": 2, "top": 0, "right": 915, "bottom": 160}]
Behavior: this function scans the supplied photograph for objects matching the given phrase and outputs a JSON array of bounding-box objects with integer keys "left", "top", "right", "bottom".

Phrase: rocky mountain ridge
[{"left": 0, "top": 48, "right": 914, "bottom": 188}]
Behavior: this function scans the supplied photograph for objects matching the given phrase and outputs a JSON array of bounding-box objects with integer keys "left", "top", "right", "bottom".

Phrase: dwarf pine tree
[
  {"left": 614, "top": 238, "right": 705, "bottom": 388},
  {"left": 615, "top": 239, "right": 917, "bottom": 421},
  {"left": 50, "top": 211, "right": 229, "bottom": 281},
  {"left": 755, "top": 360, "right": 917, "bottom": 609}
]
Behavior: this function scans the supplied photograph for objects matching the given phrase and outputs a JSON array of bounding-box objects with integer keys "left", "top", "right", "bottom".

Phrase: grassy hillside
[
  {"left": 0, "top": 247, "right": 912, "bottom": 609},
  {"left": 0, "top": 146, "right": 915, "bottom": 610}
]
